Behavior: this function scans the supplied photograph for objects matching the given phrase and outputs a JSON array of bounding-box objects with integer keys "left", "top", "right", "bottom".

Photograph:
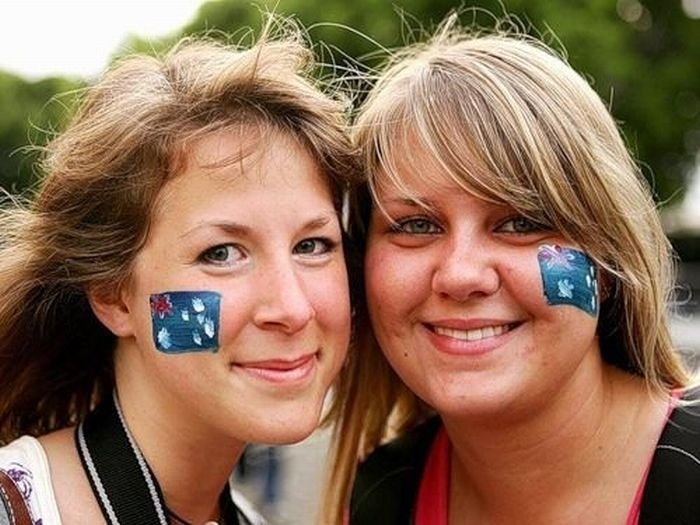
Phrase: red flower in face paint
[{"left": 150, "top": 294, "right": 173, "bottom": 319}]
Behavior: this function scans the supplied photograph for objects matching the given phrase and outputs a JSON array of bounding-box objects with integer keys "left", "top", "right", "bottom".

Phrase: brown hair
[{"left": 0, "top": 18, "right": 360, "bottom": 444}]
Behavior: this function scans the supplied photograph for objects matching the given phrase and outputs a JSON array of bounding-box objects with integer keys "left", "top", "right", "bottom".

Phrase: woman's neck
[
  {"left": 443, "top": 365, "right": 668, "bottom": 524},
  {"left": 114, "top": 367, "right": 245, "bottom": 524}
]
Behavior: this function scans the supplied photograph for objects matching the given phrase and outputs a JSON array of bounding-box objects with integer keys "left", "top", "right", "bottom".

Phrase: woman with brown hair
[
  {"left": 0, "top": 18, "right": 359, "bottom": 525},
  {"left": 326, "top": 16, "right": 698, "bottom": 524}
]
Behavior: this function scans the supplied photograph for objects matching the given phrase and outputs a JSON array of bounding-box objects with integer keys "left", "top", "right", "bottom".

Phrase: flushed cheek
[
  {"left": 317, "top": 282, "right": 351, "bottom": 324},
  {"left": 366, "top": 278, "right": 410, "bottom": 340},
  {"left": 366, "top": 252, "right": 428, "bottom": 309},
  {"left": 307, "top": 268, "right": 351, "bottom": 333},
  {"left": 318, "top": 303, "right": 352, "bottom": 357},
  {"left": 216, "top": 299, "right": 253, "bottom": 349},
  {"left": 501, "top": 261, "right": 542, "bottom": 301}
]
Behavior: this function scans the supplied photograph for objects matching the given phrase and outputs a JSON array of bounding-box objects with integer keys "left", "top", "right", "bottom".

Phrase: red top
[
  {"left": 415, "top": 426, "right": 449, "bottom": 525},
  {"left": 414, "top": 394, "right": 679, "bottom": 525}
]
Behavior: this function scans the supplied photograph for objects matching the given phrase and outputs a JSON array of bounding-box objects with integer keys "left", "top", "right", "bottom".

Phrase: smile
[
  {"left": 424, "top": 321, "right": 522, "bottom": 357},
  {"left": 432, "top": 324, "right": 513, "bottom": 342},
  {"left": 233, "top": 352, "right": 318, "bottom": 384}
]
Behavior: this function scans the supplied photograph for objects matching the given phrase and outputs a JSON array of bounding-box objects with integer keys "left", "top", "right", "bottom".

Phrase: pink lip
[
  {"left": 422, "top": 319, "right": 522, "bottom": 357},
  {"left": 233, "top": 353, "right": 318, "bottom": 384}
]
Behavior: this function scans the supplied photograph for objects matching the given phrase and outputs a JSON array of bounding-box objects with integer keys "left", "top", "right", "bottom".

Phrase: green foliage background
[{"left": 1, "top": 0, "right": 699, "bottom": 207}]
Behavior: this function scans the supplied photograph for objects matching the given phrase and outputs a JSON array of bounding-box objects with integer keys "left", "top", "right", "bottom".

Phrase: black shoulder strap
[
  {"left": 76, "top": 391, "right": 242, "bottom": 525},
  {"left": 350, "top": 417, "right": 441, "bottom": 525},
  {"left": 76, "top": 391, "right": 169, "bottom": 525},
  {"left": 640, "top": 388, "right": 700, "bottom": 524}
]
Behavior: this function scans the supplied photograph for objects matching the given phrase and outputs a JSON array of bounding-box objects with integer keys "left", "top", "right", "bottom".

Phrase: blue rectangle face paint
[
  {"left": 150, "top": 291, "right": 221, "bottom": 353},
  {"left": 537, "top": 245, "right": 598, "bottom": 317}
]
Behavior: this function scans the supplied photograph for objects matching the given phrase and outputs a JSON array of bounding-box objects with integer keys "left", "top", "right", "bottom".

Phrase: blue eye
[
  {"left": 392, "top": 218, "right": 442, "bottom": 235},
  {"left": 497, "top": 216, "right": 549, "bottom": 234},
  {"left": 199, "top": 244, "right": 246, "bottom": 266},
  {"left": 293, "top": 237, "right": 335, "bottom": 256}
]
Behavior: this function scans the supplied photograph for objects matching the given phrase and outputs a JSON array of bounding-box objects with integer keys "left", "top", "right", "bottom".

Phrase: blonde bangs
[
  {"left": 357, "top": 45, "right": 572, "bottom": 232},
  {"left": 358, "top": 34, "right": 654, "bottom": 269}
]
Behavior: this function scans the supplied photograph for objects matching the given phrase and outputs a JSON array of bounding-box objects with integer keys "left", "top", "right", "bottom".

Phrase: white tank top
[{"left": 0, "top": 436, "right": 62, "bottom": 524}]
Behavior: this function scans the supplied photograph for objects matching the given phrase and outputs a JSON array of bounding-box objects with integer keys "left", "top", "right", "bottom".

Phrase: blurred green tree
[
  {"left": 118, "top": 0, "right": 700, "bottom": 203},
  {"left": 1, "top": 0, "right": 698, "bottom": 205},
  {"left": 0, "top": 72, "right": 82, "bottom": 193}
]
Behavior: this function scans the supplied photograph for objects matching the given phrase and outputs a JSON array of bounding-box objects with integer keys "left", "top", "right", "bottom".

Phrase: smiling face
[
  {"left": 364, "top": 162, "right": 603, "bottom": 423},
  {"left": 111, "top": 127, "right": 350, "bottom": 445}
]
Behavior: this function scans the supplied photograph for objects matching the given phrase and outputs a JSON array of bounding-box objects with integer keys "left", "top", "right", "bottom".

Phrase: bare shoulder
[{"left": 39, "top": 427, "right": 106, "bottom": 525}]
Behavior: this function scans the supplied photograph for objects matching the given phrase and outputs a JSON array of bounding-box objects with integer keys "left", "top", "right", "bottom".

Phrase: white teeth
[
  {"left": 433, "top": 324, "right": 510, "bottom": 342},
  {"left": 467, "top": 329, "right": 481, "bottom": 341}
]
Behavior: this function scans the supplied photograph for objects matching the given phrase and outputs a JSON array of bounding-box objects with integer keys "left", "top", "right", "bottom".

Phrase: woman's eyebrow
[
  {"left": 179, "top": 213, "right": 337, "bottom": 240},
  {"left": 299, "top": 214, "right": 335, "bottom": 232},
  {"left": 180, "top": 221, "right": 251, "bottom": 239}
]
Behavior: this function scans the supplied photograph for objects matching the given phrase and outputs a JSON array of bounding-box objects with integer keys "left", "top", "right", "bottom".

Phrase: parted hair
[
  {"left": 323, "top": 16, "right": 689, "bottom": 523},
  {"left": 0, "top": 18, "right": 360, "bottom": 444}
]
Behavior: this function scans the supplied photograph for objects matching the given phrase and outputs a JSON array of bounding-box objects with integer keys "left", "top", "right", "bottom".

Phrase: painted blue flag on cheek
[
  {"left": 149, "top": 291, "right": 221, "bottom": 353},
  {"left": 537, "top": 245, "right": 598, "bottom": 317}
]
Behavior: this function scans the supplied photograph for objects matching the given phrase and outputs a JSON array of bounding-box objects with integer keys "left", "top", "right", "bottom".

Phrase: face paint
[
  {"left": 537, "top": 245, "right": 598, "bottom": 317},
  {"left": 149, "top": 291, "right": 221, "bottom": 353}
]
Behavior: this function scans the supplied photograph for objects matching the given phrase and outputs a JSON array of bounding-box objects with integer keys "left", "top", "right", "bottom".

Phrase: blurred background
[{"left": 1, "top": 0, "right": 699, "bottom": 522}]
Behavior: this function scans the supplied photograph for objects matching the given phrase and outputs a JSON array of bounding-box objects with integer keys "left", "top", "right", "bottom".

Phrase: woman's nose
[
  {"left": 431, "top": 235, "right": 501, "bottom": 302},
  {"left": 252, "top": 260, "right": 315, "bottom": 334}
]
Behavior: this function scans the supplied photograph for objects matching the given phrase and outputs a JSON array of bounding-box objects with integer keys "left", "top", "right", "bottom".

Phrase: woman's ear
[{"left": 87, "top": 284, "right": 135, "bottom": 337}]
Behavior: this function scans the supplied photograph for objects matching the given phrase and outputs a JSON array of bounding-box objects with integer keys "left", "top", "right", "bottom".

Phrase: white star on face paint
[
  {"left": 192, "top": 297, "right": 205, "bottom": 313},
  {"left": 157, "top": 327, "right": 172, "bottom": 349},
  {"left": 558, "top": 279, "right": 574, "bottom": 298},
  {"left": 203, "top": 318, "right": 215, "bottom": 338}
]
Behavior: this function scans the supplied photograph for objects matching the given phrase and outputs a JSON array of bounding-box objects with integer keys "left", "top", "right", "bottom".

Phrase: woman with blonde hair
[
  {"left": 326, "top": 15, "right": 699, "bottom": 524},
  {"left": 0, "top": 18, "right": 360, "bottom": 525}
]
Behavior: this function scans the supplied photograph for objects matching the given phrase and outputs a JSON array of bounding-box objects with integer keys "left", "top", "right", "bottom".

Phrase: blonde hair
[
  {"left": 0, "top": 18, "right": 361, "bottom": 444},
  {"left": 323, "top": 17, "right": 689, "bottom": 523}
]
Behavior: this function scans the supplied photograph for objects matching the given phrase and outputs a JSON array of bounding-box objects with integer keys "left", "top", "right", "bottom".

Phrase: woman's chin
[
  {"left": 255, "top": 424, "right": 317, "bottom": 446},
  {"left": 247, "top": 409, "right": 323, "bottom": 445}
]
